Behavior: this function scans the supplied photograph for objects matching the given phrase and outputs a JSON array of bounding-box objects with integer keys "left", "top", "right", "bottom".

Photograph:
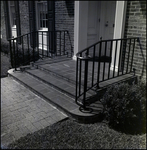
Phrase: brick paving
[{"left": 1, "top": 77, "right": 68, "bottom": 148}]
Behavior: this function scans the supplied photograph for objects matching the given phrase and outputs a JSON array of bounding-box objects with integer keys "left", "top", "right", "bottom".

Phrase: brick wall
[
  {"left": 124, "top": 1, "right": 146, "bottom": 79},
  {"left": 1, "top": 1, "right": 30, "bottom": 41},
  {"left": 1, "top": 1, "right": 7, "bottom": 42},
  {"left": 55, "top": 1, "right": 74, "bottom": 55},
  {"left": 19, "top": 1, "right": 29, "bottom": 35}
]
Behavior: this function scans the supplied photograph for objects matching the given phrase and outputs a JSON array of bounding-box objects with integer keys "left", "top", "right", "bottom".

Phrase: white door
[
  {"left": 87, "top": 1, "right": 116, "bottom": 45},
  {"left": 99, "top": 1, "right": 116, "bottom": 56},
  {"left": 87, "top": 1, "right": 116, "bottom": 56},
  {"left": 99, "top": 1, "right": 116, "bottom": 41},
  {"left": 87, "top": 1, "right": 101, "bottom": 47}
]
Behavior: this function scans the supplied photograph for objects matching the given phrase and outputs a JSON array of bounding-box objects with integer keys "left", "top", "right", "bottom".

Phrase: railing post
[
  {"left": 9, "top": 40, "right": 13, "bottom": 68},
  {"left": 42, "top": 31, "right": 43, "bottom": 56},
  {"left": 64, "top": 31, "right": 65, "bottom": 55},
  {"left": 75, "top": 57, "right": 79, "bottom": 104},
  {"left": 60, "top": 31, "right": 61, "bottom": 56},
  {"left": 130, "top": 38, "right": 136, "bottom": 72},
  {"left": 83, "top": 58, "right": 88, "bottom": 109},
  {"left": 13, "top": 40, "right": 17, "bottom": 71},
  {"left": 113, "top": 40, "right": 118, "bottom": 77},
  {"left": 79, "top": 54, "right": 82, "bottom": 96},
  {"left": 33, "top": 31, "right": 35, "bottom": 62},
  {"left": 97, "top": 41, "right": 102, "bottom": 88},
  {"left": 22, "top": 36, "right": 24, "bottom": 65},
  {"left": 27, "top": 34, "right": 30, "bottom": 63}
]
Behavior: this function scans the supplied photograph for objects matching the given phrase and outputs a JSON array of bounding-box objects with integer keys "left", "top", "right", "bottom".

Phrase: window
[
  {"left": 40, "top": 11, "right": 48, "bottom": 28},
  {"left": 9, "top": 1, "right": 16, "bottom": 27},
  {"left": 36, "top": 1, "right": 48, "bottom": 30},
  {"left": 3, "top": 1, "right": 21, "bottom": 41}
]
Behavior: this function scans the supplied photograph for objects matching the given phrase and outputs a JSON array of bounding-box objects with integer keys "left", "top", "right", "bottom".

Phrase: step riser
[
  {"left": 8, "top": 73, "right": 75, "bottom": 119},
  {"left": 34, "top": 57, "right": 71, "bottom": 65},
  {"left": 8, "top": 72, "right": 103, "bottom": 123},
  {"left": 26, "top": 70, "right": 76, "bottom": 99},
  {"left": 35, "top": 65, "right": 76, "bottom": 85}
]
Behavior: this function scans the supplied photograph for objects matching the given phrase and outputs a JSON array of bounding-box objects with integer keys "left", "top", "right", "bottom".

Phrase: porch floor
[{"left": 8, "top": 56, "right": 136, "bottom": 123}]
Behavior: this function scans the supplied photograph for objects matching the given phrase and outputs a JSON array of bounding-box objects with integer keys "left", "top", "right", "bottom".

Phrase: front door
[
  {"left": 87, "top": 1, "right": 116, "bottom": 55},
  {"left": 99, "top": 1, "right": 116, "bottom": 56},
  {"left": 87, "top": 1, "right": 101, "bottom": 47},
  {"left": 99, "top": 1, "right": 116, "bottom": 41}
]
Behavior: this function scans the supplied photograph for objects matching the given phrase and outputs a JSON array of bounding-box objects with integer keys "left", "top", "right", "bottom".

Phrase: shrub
[
  {"left": 1, "top": 40, "right": 9, "bottom": 55},
  {"left": 1, "top": 40, "right": 40, "bottom": 68},
  {"left": 10, "top": 44, "right": 40, "bottom": 68},
  {"left": 101, "top": 80, "right": 146, "bottom": 135}
]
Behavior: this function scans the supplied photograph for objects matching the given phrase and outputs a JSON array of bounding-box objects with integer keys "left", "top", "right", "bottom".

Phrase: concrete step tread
[
  {"left": 35, "top": 56, "right": 71, "bottom": 65},
  {"left": 8, "top": 69, "right": 102, "bottom": 123},
  {"left": 26, "top": 68, "right": 76, "bottom": 98}
]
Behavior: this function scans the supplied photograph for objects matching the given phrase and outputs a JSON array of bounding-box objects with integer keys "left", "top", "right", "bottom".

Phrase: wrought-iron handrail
[
  {"left": 8, "top": 30, "right": 73, "bottom": 70},
  {"left": 75, "top": 37, "right": 140, "bottom": 110}
]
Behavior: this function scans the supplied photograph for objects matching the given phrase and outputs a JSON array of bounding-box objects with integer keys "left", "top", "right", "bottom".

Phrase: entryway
[{"left": 87, "top": 1, "right": 116, "bottom": 47}]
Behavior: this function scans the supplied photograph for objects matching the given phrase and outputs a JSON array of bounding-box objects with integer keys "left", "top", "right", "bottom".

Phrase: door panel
[
  {"left": 99, "top": 1, "right": 116, "bottom": 56},
  {"left": 99, "top": 1, "right": 116, "bottom": 40},
  {"left": 87, "top": 1, "right": 116, "bottom": 57},
  {"left": 87, "top": 1, "right": 101, "bottom": 47}
]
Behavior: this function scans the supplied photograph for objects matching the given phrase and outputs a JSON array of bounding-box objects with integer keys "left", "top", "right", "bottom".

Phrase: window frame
[{"left": 36, "top": 1, "right": 48, "bottom": 31}]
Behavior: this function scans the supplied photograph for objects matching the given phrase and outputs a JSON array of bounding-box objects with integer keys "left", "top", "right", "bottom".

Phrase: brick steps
[
  {"left": 34, "top": 55, "right": 72, "bottom": 65},
  {"left": 8, "top": 68, "right": 104, "bottom": 123},
  {"left": 25, "top": 68, "right": 77, "bottom": 99},
  {"left": 8, "top": 56, "right": 136, "bottom": 123}
]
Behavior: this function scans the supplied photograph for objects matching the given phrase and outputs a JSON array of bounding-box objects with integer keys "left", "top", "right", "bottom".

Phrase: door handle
[{"left": 105, "top": 21, "right": 108, "bottom": 27}]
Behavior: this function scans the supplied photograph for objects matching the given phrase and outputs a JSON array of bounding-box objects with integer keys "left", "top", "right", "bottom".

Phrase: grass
[
  {"left": 6, "top": 118, "right": 146, "bottom": 149},
  {"left": 1, "top": 52, "right": 146, "bottom": 149}
]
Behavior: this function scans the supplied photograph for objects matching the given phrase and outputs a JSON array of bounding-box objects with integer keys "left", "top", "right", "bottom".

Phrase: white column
[
  {"left": 110, "top": 1, "right": 127, "bottom": 71},
  {"left": 73, "top": 1, "right": 88, "bottom": 60}
]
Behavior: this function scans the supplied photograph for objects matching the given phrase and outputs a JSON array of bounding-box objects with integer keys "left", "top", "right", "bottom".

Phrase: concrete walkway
[{"left": 1, "top": 77, "right": 68, "bottom": 148}]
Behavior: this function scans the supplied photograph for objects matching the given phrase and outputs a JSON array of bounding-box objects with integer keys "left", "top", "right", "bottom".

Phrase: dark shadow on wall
[
  {"left": 139, "top": 1, "right": 146, "bottom": 78},
  {"left": 137, "top": 38, "right": 146, "bottom": 79},
  {"left": 139, "top": 1, "right": 146, "bottom": 17},
  {"left": 65, "top": 1, "right": 74, "bottom": 17}
]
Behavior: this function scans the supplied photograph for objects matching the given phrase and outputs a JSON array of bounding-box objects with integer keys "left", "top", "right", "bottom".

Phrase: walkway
[{"left": 1, "top": 77, "right": 67, "bottom": 148}]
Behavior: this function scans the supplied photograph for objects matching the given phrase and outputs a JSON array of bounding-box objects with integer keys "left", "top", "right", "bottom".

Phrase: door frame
[{"left": 73, "top": 1, "right": 128, "bottom": 63}]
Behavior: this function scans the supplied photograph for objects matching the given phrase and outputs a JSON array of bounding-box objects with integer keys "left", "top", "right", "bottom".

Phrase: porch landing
[{"left": 8, "top": 56, "right": 136, "bottom": 123}]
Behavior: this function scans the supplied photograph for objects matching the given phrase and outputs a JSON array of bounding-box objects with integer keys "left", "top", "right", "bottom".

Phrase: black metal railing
[
  {"left": 75, "top": 37, "right": 140, "bottom": 110},
  {"left": 8, "top": 30, "right": 73, "bottom": 70}
]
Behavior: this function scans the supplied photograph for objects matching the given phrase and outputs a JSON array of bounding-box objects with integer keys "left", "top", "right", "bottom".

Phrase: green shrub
[
  {"left": 1, "top": 40, "right": 40, "bottom": 68},
  {"left": 101, "top": 80, "right": 146, "bottom": 135},
  {"left": 1, "top": 40, "right": 9, "bottom": 55},
  {"left": 10, "top": 44, "right": 40, "bottom": 68}
]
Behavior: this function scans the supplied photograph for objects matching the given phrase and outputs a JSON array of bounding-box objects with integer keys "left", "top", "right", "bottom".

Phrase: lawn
[{"left": 6, "top": 118, "right": 146, "bottom": 149}]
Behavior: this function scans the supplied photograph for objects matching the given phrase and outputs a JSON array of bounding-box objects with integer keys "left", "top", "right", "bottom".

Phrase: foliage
[
  {"left": 6, "top": 118, "right": 146, "bottom": 149},
  {"left": 1, "top": 40, "right": 9, "bottom": 55},
  {"left": 101, "top": 80, "right": 146, "bottom": 135},
  {"left": 10, "top": 44, "right": 40, "bottom": 68},
  {"left": 1, "top": 40, "right": 40, "bottom": 68}
]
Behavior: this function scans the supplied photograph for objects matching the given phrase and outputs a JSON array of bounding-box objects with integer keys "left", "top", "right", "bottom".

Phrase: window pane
[
  {"left": 46, "top": 20, "right": 48, "bottom": 27},
  {"left": 43, "top": 20, "right": 45, "bottom": 27},
  {"left": 37, "top": 1, "right": 48, "bottom": 29},
  {"left": 46, "top": 13, "right": 48, "bottom": 19},
  {"left": 40, "top": 20, "right": 42, "bottom": 27}
]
